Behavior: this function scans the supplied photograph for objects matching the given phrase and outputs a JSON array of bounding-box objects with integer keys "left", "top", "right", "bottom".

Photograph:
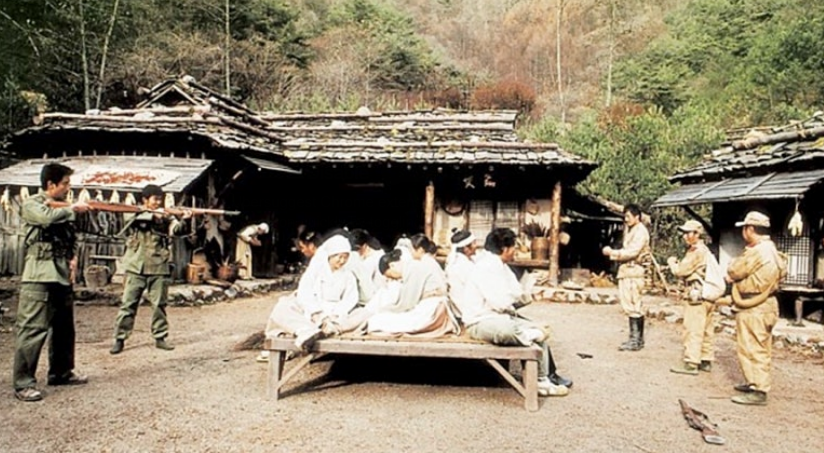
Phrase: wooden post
[
  {"left": 548, "top": 181, "right": 562, "bottom": 286},
  {"left": 424, "top": 181, "right": 435, "bottom": 239}
]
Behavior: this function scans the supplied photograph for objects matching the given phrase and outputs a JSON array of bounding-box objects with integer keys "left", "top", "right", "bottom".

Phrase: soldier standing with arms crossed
[
  {"left": 12, "top": 163, "right": 91, "bottom": 402},
  {"left": 603, "top": 204, "right": 651, "bottom": 351},
  {"left": 722, "top": 211, "right": 784, "bottom": 406},
  {"left": 110, "top": 184, "right": 191, "bottom": 354}
]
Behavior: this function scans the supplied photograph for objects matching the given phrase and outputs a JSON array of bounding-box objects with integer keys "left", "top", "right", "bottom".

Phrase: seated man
[{"left": 459, "top": 228, "right": 572, "bottom": 397}]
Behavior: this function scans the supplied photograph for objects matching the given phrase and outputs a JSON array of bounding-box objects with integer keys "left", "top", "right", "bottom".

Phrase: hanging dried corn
[
  {"left": 0, "top": 187, "right": 10, "bottom": 213},
  {"left": 77, "top": 188, "right": 91, "bottom": 203},
  {"left": 788, "top": 200, "right": 804, "bottom": 237}
]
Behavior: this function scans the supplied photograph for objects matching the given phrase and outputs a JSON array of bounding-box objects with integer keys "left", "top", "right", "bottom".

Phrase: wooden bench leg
[
  {"left": 267, "top": 350, "right": 285, "bottom": 400},
  {"left": 524, "top": 359, "right": 539, "bottom": 412}
]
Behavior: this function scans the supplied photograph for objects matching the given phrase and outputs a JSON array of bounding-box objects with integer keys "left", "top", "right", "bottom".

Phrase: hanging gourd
[
  {"left": 109, "top": 190, "right": 120, "bottom": 204},
  {"left": 164, "top": 192, "right": 175, "bottom": 208},
  {"left": 20, "top": 186, "right": 30, "bottom": 201},
  {"left": 124, "top": 192, "right": 136, "bottom": 205},
  {"left": 77, "top": 188, "right": 91, "bottom": 203}
]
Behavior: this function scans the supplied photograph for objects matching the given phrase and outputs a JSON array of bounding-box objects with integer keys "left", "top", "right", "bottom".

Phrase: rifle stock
[
  {"left": 47, "top": 200, "right": 240, "bottom": 216},
  {"left": 679, "top": 399, "right": 725, "bottom": 445}
]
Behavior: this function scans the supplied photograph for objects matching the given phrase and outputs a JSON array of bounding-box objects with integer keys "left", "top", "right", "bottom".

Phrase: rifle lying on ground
[
  {"left": 46, "top": 200, "right": 241, "bottom": 216},
  {"left": 679, "top": 399, "right": 726, "bottom": 445}
]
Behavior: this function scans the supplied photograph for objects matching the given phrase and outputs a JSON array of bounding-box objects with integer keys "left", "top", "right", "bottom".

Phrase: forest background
[{"left": 2, "top": 0, "right": 824, "bottom": 257}]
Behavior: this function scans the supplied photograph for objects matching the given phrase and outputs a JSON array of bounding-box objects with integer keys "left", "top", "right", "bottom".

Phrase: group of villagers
[{"left": 260, "top": 227, "right": 573, "bottom": 397}]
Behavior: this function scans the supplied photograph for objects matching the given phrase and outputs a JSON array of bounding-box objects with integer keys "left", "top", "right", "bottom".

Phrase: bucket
[
  {"left": 83, "top": 265, "right": 111, "bottom": 289},
  {"left": 186, "top": 263, "right": 206, "bottom": 284},
  {"left": 531, "top": 237, "right": 549, "bottom": 260}
]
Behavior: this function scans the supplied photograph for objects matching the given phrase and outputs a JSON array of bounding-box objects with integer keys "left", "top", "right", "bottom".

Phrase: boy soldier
[
  {"left": 110, "top": 184, "right": 191, "bottom": 354},
  {"left": 722, "top": 211, "right": 783, "bottom": 406},
  {"left": 666, "top": 220, "right": 716, "bottom": 375},
  {"left": 13, "top": 163, "right": 91, "bottom": 402},
  {"left": 603, "top": 204, "right": 651, "bottom": 351}
]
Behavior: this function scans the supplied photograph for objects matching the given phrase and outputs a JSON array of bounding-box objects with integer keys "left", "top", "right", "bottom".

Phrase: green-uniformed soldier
[
  {"left": 13, "top": 163, "right": 91, "bottom": 402},
  {"left": 110, "top": 184, "right": 191, "bottom": 354},
  {"left": 723, "top": 211, "right": 784, "bottom": 406}
]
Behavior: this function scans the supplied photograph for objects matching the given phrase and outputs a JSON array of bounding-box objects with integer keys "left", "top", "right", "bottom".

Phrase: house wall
[{"left": 713, "top": 196, "right": 822, "bottom": 288}]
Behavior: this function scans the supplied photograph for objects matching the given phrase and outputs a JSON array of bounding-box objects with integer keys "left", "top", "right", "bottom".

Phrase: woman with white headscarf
[{"left": 265, "top": 234, "right": 359, "bottom": 349}]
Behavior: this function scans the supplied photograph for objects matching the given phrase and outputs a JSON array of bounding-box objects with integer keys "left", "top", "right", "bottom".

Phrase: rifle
[
  {"left": 679, "top": 399, "right": 725, "bottom": 445},
  {"left": 46, "top": 200, "right": 240, "bottom": 216}
]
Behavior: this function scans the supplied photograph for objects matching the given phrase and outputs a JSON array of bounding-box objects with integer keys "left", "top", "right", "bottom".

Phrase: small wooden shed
[{"left": 653, "top": 118, "right": 824, "bottom": 299}]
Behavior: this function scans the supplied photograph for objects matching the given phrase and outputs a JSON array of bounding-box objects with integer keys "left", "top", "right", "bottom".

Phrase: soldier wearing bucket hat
[
  {"left": 725, "top": 211, "right": 784, "bottom": 406},
  {"left": 667, "top": 219, "right": 718, "bottom": 376}
]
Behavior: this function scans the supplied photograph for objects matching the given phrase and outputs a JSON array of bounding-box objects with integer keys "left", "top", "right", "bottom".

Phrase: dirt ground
[{"left": 1, "top": 289, "right": 823, "bottom": 453}]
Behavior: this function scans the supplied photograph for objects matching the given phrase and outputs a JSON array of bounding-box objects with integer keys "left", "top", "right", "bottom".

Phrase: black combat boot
[
  {"left": 637, "top": 316, "right": 645, "bottom": 350},
  {"left": 110, "top": 339, "right": 124, "bottom": 355},
  {"left": 618, "top": 317, "right": 639, "bottom": 351}
]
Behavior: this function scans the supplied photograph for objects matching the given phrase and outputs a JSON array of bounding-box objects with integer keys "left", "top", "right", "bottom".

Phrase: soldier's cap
[
  {"left": 677, "top": 220, "right": 704, "bottom": 234},
  {"left": 735, "top": 211, "right": 771, "bottom": 228}
]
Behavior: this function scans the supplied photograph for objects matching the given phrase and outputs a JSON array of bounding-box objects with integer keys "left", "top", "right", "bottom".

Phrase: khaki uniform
[
  {"left": 611, "top": 222, "right": 651, "bottom": 318},
  {"left": 669, "top": 241, "right": 715, "bottom": 365},
  {"left": 727, "top": 239, "right": 781, "bottom": 393},
  {"left": 113, "top": 212, "right": 187, "bottom": 341},
  {"left": 13, "top": 193, "right": 79, "bottom": 390}
]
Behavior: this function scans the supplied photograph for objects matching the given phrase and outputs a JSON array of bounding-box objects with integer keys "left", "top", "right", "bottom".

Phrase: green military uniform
[
  {"left": 13, "top": 193, "right": 78, "bottom": 390},
  {"left": 113, "top": 212, "right": 187, "bottom": 342}
]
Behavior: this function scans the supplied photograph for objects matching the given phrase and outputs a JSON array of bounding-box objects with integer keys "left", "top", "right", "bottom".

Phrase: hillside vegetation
[{"left": 3, "top": 0, "right": 824, "bottom": 216}]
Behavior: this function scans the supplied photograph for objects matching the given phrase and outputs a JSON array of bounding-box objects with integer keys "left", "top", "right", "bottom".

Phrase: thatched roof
[{"left": 6, "top": 76, "right": 595, "bottom": 177}]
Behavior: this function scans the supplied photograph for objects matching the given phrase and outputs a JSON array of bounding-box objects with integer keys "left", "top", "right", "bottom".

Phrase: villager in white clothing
[
  {"left": 367, "top": 234, "right": 459, "bottom": 337},
  {"left": 265, "top": 235, "right": 359, "bottom": 350},
  {"left": 445, "top": 229, "right": 478, "bottom": 320},
  {"left": 461, "top": 228, "right": 572, "bottom": 397},
  {"left": 235, "top": 222, "right": 268, "bottom": 280}
]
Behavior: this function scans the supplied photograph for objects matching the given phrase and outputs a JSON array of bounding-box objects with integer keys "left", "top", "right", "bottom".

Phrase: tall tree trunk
[
  {"left": 78, "top": 0, "right": 91, "bottom": 112},
  {"left": 224, "top": 0, "right": 231, "bottom": 96},
  {"left": 95, "top": 0, "right": 121, "bottom": 109},
  {"left": 605, "top": 0, "right": 615, "bottom": 107},
  {"left": 555, "top": 0, "right": 566, "bottom": 125}
]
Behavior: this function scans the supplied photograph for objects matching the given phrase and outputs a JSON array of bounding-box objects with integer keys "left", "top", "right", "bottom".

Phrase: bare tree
[
  {"left": 224, "top": 0, "right": 231, "bottom": 96},
  {"left": 555, "top": 0, "right": 566, "bottom": 124},
  {"left": 95, "top": 0, "right": 121, "bottom": 109},
  {"left": 78, "top": 0, "right": 91, "bottom": 111}
]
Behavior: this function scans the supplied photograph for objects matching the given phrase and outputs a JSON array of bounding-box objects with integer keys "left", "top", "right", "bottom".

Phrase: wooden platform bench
[{"left": 264, "top": 335, "right": 544, "bottom": 411}]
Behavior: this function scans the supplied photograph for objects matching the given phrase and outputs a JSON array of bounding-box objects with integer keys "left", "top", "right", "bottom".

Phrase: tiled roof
[
  {"left": 5, "top": 76, "right": 595, "bottom": 172},
  {"left": 671, "top": 120, "right": 824, "bottom": 184}
]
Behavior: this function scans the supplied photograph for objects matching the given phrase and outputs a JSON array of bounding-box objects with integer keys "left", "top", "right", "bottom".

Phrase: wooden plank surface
[{"left": 264, "top": 337, "right": 542, "bottom": 360}]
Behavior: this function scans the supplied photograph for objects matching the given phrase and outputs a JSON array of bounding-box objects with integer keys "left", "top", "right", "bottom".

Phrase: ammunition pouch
[{"left": 25, "top": 223, "right": 76, "bottom": 260}]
